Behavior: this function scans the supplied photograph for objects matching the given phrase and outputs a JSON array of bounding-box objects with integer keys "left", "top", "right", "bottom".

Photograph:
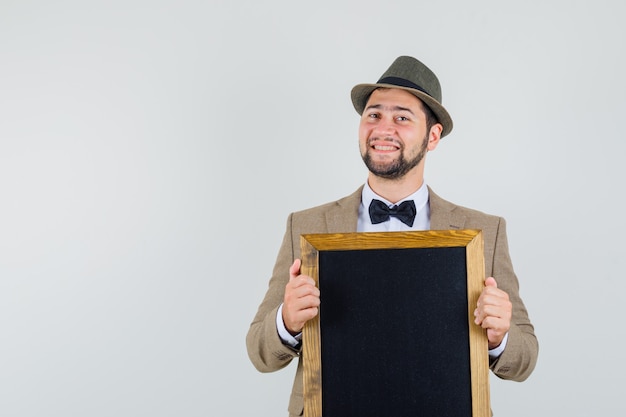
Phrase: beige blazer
[{"left": 246, "top": 186, "right": 538, "bottom": 416}]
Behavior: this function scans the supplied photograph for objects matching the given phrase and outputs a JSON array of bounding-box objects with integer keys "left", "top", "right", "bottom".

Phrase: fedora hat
[{"left": 351, "top": 56, "right": 453, "bottom": 137}]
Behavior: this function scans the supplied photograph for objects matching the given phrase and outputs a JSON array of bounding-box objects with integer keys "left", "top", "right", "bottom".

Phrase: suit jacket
[{"left": 246, "top": 186, "right": 538, "bottom": 416}]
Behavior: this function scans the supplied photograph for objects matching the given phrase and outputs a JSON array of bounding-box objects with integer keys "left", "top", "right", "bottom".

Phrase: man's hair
[{"left": 419, "top": 99, "right": 438, "bottom": 133}]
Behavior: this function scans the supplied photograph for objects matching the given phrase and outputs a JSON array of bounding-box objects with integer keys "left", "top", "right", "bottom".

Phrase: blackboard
[{"left": 300, "top": 230, "right": 490, "bottom": 417}]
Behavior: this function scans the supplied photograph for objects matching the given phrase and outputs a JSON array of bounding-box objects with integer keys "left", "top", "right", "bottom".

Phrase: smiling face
[{"left": 359, "top": 88, "right": 442, "bottom": 181}]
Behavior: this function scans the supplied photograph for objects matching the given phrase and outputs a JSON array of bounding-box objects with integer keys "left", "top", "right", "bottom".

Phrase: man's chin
[{"left": 367, "top": 164, "right": 404, "bottom": 180}]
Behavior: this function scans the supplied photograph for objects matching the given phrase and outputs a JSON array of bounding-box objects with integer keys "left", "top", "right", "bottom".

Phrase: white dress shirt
[{"left": 357, "top": 181, "right": 430, "bottom": 232}]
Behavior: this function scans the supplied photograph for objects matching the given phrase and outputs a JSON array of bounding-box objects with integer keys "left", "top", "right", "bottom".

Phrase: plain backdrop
[{"left": 1, "top": 1, "right": 625, "bottom": 416}]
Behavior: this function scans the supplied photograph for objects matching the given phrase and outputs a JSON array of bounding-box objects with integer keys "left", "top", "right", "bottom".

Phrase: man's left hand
[{"left": 474, "top": 277, "right": 512, "bottom": 350}]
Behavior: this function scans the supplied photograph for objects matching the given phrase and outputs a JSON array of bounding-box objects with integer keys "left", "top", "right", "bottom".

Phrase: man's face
[{"left": 359, "top": 88, "right": 438, "bottom": 180}]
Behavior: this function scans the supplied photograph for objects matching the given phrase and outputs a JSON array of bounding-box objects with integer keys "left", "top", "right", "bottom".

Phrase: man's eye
[
  {"left": 396, "top": 116, "right": 409, "bottom": 121},
  {"left": 368, "top": 113, "right": 379, "bottom": 119}
]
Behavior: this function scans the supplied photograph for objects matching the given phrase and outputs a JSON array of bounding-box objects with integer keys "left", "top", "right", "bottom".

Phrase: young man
[{"left": 246, "top": 56, "right": 538, "bottom": 416}]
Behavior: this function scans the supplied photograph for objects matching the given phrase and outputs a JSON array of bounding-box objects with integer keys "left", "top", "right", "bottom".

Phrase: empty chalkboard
[{"left": 300, "top": 230, "right": 490, "bottom": 417}]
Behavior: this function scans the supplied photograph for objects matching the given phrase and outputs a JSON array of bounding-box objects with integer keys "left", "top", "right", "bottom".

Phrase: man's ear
[{"left": 427, "top": 123, "right": 443, "bottom": 151}]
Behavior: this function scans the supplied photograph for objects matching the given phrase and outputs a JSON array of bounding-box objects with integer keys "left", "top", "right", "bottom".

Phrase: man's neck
[{"left": 367, "top": 170, "right": 424, "bottom": 204}]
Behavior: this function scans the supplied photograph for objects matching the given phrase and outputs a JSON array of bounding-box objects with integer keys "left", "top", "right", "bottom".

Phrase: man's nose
[{"left": 374, "top": 118, "right": 395, "bottom": 135}]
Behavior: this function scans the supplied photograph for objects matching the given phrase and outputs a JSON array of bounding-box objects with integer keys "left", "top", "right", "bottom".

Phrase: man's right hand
[{"left": 282, "top": 259, "right": 320, "bottom": 335}]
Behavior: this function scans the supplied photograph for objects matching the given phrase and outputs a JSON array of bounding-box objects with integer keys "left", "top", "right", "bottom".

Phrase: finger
[
  {"left": 293, "top": 294, "right": 321, "bottom": 310},
  {"left": 474, "top": 299, "right": 501, "bottom": 324},
  {"left": 283, "top": 295, "right": 320, "bottom": 334},
  {"left": 481, "top": 316, "right": 509, "bottom": 335},
  {"left": 299, "top": 306, "right": 320, "bottom": 321},
  {"left": 485, "top": 277, "right": 497, "bottom": 288},
  {"left": 289, "top": 259, "right": 302, "bottom": 280},
  {"left": 474, "top": 307, "right": 492, "bottom": 325},
  {"left": 289, "top": 283, "right": 320, "bottom": 300},
  {"left": 288, "top": 306, "right": 320, "bottom": 333},
  {"left": 475, "top": 299, "right": 511, "bottom": 326},
  {"left": 480, "top": 287, "right": 511, "bottom": 312}
]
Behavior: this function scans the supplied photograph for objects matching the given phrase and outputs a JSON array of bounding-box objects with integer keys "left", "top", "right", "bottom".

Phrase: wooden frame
[{"left": 300, "top": 230, "right": 490, "bottom": 417}]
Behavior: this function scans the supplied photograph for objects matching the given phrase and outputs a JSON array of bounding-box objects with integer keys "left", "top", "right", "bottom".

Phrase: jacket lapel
[
  {"left": 324, "top": 186, "right": 362, "bottom": 233},
  {"left": 428, "top": 187, "right": 467, "bottom": 230},
  {"left": 319, "top": 185, "right": 465, "bottom": 233}
]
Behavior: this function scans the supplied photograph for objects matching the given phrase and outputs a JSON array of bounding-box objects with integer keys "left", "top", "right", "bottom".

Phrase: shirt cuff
[
  {"left": 276, "top": 303, "right": 302, "bottom": 348},
  {"left": 488, "top": 332, "right": 509, "bottom": 358}
]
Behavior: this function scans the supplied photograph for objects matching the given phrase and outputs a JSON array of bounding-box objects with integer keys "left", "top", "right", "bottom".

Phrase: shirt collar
[{"left": 362, "top": 181, "right": 429, "bottom": 212}]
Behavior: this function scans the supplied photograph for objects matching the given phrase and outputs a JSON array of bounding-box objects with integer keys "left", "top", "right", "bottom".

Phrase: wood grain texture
[
  {"left": 302, "top": 229, "right": 483, "bottom": 251},
  {"left": 301, "top": 239, "right": 322, "bottom": 417}
]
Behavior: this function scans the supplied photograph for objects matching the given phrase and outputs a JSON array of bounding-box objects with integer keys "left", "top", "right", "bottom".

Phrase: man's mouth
[
  {"left": 369, "top": 138, "right": 401, "bottom": 152},
  {"left": 373, "top": 144, "right": 399, "bottom": 151}
]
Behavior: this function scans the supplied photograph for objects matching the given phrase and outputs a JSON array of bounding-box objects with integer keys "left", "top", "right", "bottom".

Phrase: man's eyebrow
[{"left": 364, "top": 104, "right": 415, "bottom": 115}]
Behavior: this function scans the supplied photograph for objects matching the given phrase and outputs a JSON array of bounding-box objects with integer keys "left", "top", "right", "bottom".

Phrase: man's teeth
[{"left": 375, "top": 145, "right": 397, "bottom": 151}]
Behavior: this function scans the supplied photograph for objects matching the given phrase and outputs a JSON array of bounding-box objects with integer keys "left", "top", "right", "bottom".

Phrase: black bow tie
[{"left": 368, "top": 199, "right": 417, "bottom": 227}]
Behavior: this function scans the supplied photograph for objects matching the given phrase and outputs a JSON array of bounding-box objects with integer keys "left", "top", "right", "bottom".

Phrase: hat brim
[{"left": 351, "top": 83, "right": 453, "bottom": 138}]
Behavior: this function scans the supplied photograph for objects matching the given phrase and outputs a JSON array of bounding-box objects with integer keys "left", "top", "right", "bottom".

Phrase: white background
[{"left": 1, "top": 1, "right": 625, "bottom": 416}]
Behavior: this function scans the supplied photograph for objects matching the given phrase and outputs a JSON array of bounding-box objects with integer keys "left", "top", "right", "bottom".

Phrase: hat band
[{"left": 377, "top": 76, "right": 431, "bottom": 98}]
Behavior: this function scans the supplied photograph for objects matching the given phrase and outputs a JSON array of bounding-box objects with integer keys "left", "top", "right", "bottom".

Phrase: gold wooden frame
[{"left": 300, "top": 230, "right": 490, "bottom": 417}]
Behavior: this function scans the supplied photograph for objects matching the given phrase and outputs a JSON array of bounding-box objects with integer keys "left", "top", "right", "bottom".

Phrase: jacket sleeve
[
  {"left": 246, "top": 214, "right": 302, "bottom": 372},
  {"left": 488, "top": 217, "right": 539, "bottom": 381}
]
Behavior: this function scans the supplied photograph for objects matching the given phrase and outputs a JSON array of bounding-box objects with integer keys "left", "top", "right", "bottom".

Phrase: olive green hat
[{"left": 351, "top": 56, "right": 453, "bottom": 137}]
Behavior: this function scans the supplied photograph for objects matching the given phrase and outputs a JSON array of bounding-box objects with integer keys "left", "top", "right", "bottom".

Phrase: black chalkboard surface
[{"left": 300, "top": 230, "right": 490, "bottom": 417}]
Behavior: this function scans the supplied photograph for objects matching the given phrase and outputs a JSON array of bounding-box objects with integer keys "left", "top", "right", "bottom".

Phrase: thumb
[
  {"left": 289, "top": 259, "right": 302, "bottom": 280},
  {"left": 485, "top": 277, "right": 498, "bottom": 288}
]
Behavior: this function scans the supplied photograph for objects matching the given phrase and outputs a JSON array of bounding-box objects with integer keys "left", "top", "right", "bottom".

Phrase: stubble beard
[{"left": 361, "top": 135, "right": 429, "bottom": 180}]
